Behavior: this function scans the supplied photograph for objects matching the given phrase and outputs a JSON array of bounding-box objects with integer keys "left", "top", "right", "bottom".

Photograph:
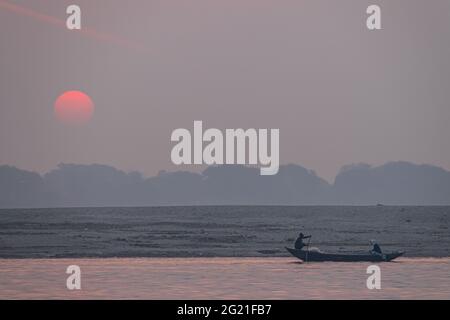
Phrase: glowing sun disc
[{"left": 54, "top": 90, "right": 94, "bottom": 125}]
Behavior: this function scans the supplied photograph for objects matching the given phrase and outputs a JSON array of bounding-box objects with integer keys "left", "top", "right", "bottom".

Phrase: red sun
[{"left": 54, "top": 91, "right": 94, "bottom": 125}]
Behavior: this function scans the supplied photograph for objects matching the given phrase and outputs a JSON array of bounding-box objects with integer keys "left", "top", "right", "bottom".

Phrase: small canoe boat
[{"left": 286, "top": 247, "right": 404, "bottom": 262}]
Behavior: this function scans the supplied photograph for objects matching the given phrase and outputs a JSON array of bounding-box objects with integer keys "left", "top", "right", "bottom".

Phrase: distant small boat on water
[{"left": 286, "top": 247, "right": 404, "bottom": 262}]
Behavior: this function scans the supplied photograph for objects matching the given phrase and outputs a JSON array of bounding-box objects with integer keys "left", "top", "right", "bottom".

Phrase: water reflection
[{"left": 0, "top": 258, "right": 449, "bottom": 299}]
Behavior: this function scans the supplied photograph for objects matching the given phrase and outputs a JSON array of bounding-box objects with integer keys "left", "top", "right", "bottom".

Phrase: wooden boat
[{"left": 286, "top": 247, "right": 404, "bottom": 262}]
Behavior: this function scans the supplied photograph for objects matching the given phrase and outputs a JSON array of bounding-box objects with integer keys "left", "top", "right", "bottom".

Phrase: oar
[{"left": 305, "top": 236, "right": 312, "bottom": 263}]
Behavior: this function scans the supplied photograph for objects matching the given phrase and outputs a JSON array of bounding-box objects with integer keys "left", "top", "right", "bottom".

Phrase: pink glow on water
[{"left": 1, "top": 257, "right": 449, "bottom": 299}]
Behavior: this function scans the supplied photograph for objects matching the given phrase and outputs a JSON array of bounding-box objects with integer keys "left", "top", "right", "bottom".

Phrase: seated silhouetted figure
[
  {"left": 295, "top": 232, "right": 311, "bottom": 250},
  {"left": 370, "top": 240, "right": 382, "bottom": 255}
]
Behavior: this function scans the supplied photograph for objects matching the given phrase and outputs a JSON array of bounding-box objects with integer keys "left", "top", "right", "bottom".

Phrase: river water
[
  {"left": 1, "top": 257, "right": 449, "bottom": 299},
  {"left": 1, "top": 206, "right": 449, "bottom": 258}
]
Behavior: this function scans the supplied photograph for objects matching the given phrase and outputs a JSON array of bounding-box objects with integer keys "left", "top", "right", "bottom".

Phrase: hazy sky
[{"left": 1, "top": 0, "right": 450, "bottom": 182}]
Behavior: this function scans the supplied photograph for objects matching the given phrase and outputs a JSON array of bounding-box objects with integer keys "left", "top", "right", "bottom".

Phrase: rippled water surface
[
  {"left": 1, "top": 206, "right": 449, "bottom": 258},
  {"left": 1, "top": 257, "right": 449, "bottom": 299}
]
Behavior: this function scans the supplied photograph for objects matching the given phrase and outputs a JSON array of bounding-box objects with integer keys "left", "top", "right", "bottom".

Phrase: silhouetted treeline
[{"left": 1, "top": 161, "right": 449, "bottom": 208}]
